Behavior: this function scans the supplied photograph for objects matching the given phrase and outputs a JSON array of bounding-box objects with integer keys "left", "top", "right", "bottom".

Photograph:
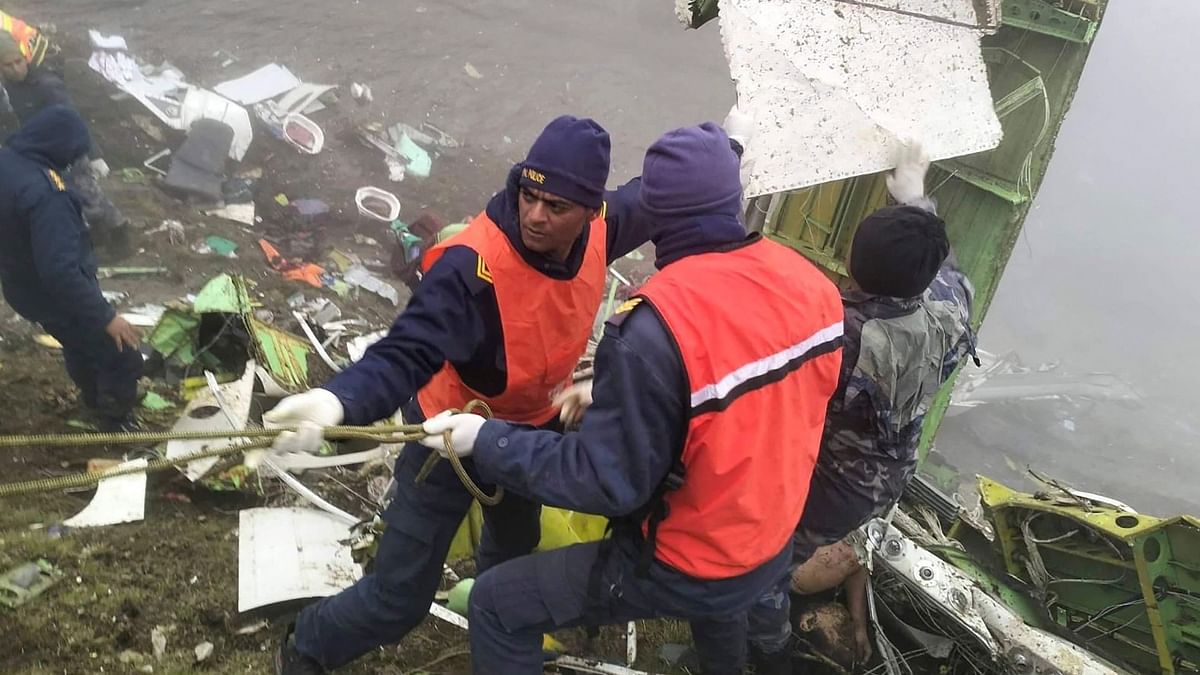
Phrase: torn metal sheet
[
  {"left": 237, "top": 507, "right": 361, "bottom": 613},
  {"left": 344, "top": 264, "right": 400, "bottom": 306},
  {"left": 62, "top": 458, "right": 148, "bottom": 528},
  {"left": 718, "top": 0, "right": 1003, "bottom": 197},
  {"left": 165, "top": 362, "right": 256, "bottom": 481},
  {"left": 214, "top": 63, "right": 300, "bottom": 105},
  {"left": 274, "top": 83, "right": 337, "bottom": 116}
]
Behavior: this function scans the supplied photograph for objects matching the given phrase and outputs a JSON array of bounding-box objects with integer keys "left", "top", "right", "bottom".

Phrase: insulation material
[
  {"left": 719, "top": 0, "right": 1003, "bottom": 197},
  {"left": 237, "top": 507, "right": 361, "bottom": 613}
]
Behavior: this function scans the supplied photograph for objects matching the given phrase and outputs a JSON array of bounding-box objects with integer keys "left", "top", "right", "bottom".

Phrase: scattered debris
[
  {"left": 0, "top": 559, "right": 61, "bottom": 608},
  {"left": 164, "top": 363, "right": 256, "bottom": 482},
  {"left": 193, "top": 641, "right": 214, "bottom": 663},
  {"left": 118, "top": 649, "right": 146, "bottom": 666},
  {"left": 350, "top": 82, "right": 373, "bottom": 104},
  {"left": 204, "top": 202, "right": 256, "bottom": 226},
  {"left": 88, "top": 33, "right": 253, "bottom": 160},
  {"left": 237, "top": 507, "right": 362, "bottom": 613},
  {"left": 97, "top": 266, "right": 170, "bottom": 279},
  {"left": 164, "top": 119, "right": 233, "bottom": 201},
  {"left": 259, "top": 239, "right": 326, "bottom": 288},
  {"left": 355, "top": 186, "right": 401, "bottom": 222},
  {"left": 282, "top": 113, "right": 324, "bottom": 154},
  {"left": 347, "top": 330, "right": 387, "bottom": 362},
  {"left": 141, "top": 392, "right": 174, "bottom": 411},
  {"left": 34, "top": 334, "right": 63, "bottom": 350},
  {"left": 214, "top": 63, "right": 300, "bottom": 105},
  {"left": 396, "top": 132, "right": 432, "bottom": 178},
  {"left": 62, "top": 458, "right": 149, "bottom": 528},
  {"left": 463, "top": 62, "right": 484, "bottom": 79},
  {"left": 203, "top": 235, "right": 239, "bottom": 258},
  {"left": 151, "top": 626, "right": 167, "bottom": 660},
  {"left": 344, "top": 264, "right": 400, "bottom": 305},
  {"left": 234, "top": 619, "right": 269, "bottom": 635}
]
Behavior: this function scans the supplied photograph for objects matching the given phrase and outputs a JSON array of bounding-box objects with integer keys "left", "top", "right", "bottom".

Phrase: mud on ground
[{"left": 0, "top": 29, "right": 673, "bottom": 675}]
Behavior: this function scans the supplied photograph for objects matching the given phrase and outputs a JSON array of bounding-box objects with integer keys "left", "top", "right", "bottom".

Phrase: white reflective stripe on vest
[{"left": 688, "top": 321, "right": 844, "bottom": 411}]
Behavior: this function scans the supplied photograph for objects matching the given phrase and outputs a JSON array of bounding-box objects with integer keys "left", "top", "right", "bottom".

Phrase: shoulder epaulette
[{"left": 44, "top": 168, "right": 67, "bottom": 192}]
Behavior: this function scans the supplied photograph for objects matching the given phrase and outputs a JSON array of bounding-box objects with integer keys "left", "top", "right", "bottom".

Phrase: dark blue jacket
[
  {"left": 471, "top": 232, "right": 788, "bottom": 608},
  {"left": 6, "top": 65, "right": 74, "bottom": 126},
  {"left": 0, "top": 106, "right": 114, "bottom": 329},
  {"left": 324, "top": 165, "right": 652, "bottom": 426}
]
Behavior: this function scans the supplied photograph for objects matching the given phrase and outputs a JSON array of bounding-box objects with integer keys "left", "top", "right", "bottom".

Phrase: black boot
[
  {"left": 274, "top": 625, "right": 325, "bottom": 675},
  {"left": 748, "top": 641, "right": 793, "bottom": 675}
]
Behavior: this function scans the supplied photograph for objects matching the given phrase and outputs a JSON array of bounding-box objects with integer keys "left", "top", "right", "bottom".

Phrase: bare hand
[{"left": 105, "top": 315, "right": 142, "bottom": 351}]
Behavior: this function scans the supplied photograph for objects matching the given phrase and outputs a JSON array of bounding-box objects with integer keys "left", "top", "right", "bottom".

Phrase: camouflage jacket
[{"left": 804, "top": 262, "right": 976, "bottom": 536}]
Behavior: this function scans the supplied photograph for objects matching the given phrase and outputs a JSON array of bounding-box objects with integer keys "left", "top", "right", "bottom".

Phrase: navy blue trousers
[
  {"left": 293, "top": 441, "right": 541, "bottom": 668},
  {"left": 40, "top": 317, "right": 143, "bottom": 425},
  {"left": 468, "top": 535, "right": 790, "bottom": 675}
]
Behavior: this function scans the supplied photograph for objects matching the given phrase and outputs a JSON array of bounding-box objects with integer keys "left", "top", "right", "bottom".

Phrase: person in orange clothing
[
  {"left": 262, "top": 115, "right": 657, "bottom": 674},
  {"left": 422, "top": 122, "right": 845, "bottom": 674}
]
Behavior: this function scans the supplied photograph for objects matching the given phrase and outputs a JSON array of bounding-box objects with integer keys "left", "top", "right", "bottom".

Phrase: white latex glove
[
  {"left": 722, "top": 103, "right": 755, "bottom": 149},
  {"left": 262, "top": 388, "right": 344, "bottom": 455},
  {"left": 885, "top": 140, "right": 935, "bottom": 212},
  {"left": 420, "top": 412, "right": 486, "bottom": 458},
  {"left": 89, "top": 158, "right": 110, "bottom": 178},
  {"left": 553, "top": 380, "right": 594, "bottom": 427}
]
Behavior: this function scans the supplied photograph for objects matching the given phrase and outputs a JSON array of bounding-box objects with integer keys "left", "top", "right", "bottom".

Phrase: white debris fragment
[{"left": 62, "top": 459, "right": 148, "bottom": 528}]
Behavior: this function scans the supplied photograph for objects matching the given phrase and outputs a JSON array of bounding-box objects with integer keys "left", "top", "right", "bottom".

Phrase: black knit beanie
[{"left": 849, "top": 205, "right": 949, "bottom": 298}]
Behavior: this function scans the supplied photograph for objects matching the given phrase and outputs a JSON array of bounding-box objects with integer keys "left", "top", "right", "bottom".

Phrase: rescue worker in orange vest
[
  {"left": 263, "top": 115, "right": 656, "bottom": 674},
  {"left": 421, "top": 123, "right": 845, "bottom": 674}
]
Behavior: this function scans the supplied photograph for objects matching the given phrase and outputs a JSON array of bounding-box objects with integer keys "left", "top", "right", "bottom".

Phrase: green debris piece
[
  {"left": 140, "top": 391, "right": 174, "bottom": 411},
  {"left": 397, "top": 132, "right": 432, "bottom": 178},
  {"left": 274, "top": 193, "right": 289, "bottom": 206},
  {"left": 204, "top": 236, "right": 239, "bottom": 258},
  {"left": 330, "top": 280, "right": 352, "bottom": 298},
  {"left": 66, "top": 419, "right": 97, "bottom": 431},
  {"left": 436, "top": 223, "right": 468, "bottom": 244},
  {"left": 248, "top": 317, "right": 311, "bottom": 391},
  {"left": 146, "top": 309, "right": 201, "bottom": 365},
  {"left": 0, "top": 559, "right": 62, "bottom": 609},
  {"left": 193, "top": 273, "right": 253, "bottom": 314}
]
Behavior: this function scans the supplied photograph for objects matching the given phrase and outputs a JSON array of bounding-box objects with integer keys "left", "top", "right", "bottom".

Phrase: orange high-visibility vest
[
  {"left": 417, "top": 210, "right": 607, "bottom": 426},
  {"left": 637, "top": 238, "right": 844, "bottom": 579}
]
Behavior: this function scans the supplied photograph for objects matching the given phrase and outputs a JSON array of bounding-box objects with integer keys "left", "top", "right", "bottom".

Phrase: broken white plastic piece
[
  {"left": 354, "top": 186, "right": 401, "bottom": 222},
  {"left": 237, "top": 507, "right": 362, "bottom": 613},
  {"left": 62, "top": 459, "right": 148, "bottom": 528},
  {"left": 283, "top": 113, "right": 324, "bottom": 154},
  {"left": 165, "top": 361, "right": 256, "bottom": 481},
  {"left": 214, "top": 63, "right": 301, "bottom": 105}
]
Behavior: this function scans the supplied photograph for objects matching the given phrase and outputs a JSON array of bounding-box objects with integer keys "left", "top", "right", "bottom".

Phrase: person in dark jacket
[
  {"left": 263, "top": 115, "right": 656, "bottom": 675},
  {"left": 0, "top": 31, "right": 127, "bottom": 247},
  {"left": 0, "top": 105, "right": 143, "bottom": 430},
  {"left": 745, "top": 146, "right": 978, "bottom": 674},
  {"left": 419, "top": 123, "right": 845, "bottom": 675}
]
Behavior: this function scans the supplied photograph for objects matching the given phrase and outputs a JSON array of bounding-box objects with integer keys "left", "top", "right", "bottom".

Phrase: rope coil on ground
[{"left": 0, "top": 400, "right": 501, "bottom": 502}]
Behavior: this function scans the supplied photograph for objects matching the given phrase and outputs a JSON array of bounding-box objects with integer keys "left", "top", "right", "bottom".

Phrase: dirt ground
[{"left": 0, "top": 15, "right": 689, "bottom": 675}]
